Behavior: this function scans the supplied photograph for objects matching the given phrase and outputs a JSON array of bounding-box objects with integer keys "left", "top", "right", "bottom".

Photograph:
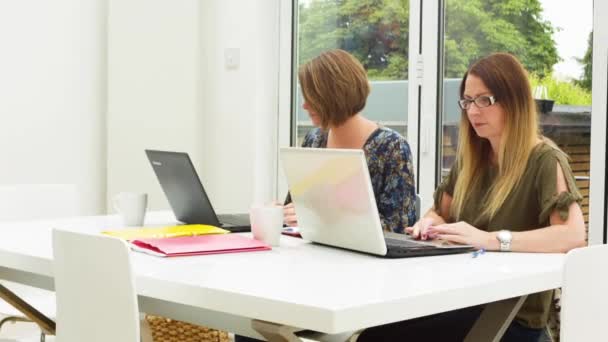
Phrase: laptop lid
[
  {"left": 280, "top": 147, "right": 388, "bottom": 256},
  {"left": 145, "top": 150, "right": 221, "bottom": 226}
]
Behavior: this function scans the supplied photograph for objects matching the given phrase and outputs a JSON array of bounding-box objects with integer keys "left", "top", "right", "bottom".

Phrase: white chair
[
  {"left": 52, "top": 229, "right": 152, "bottom": 342},
  {"left": 559, "top": 244, "right": 608, "bottom": 341},
  {"left": 0, "top": 184, "right": 77, "bottom": 341}
]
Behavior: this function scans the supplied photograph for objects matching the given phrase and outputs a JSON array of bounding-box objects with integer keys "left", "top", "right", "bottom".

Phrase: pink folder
[{"left": 131, "top": 234, "right": 271, "bottom": 257}]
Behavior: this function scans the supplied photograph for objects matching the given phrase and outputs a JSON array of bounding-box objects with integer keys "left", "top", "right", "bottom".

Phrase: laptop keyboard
[
  {"left": 218, "top": 213, "right": 250, "bottom": 226},
  {"left": 385, "top": 237, "right": 437, "bottom": 249}
]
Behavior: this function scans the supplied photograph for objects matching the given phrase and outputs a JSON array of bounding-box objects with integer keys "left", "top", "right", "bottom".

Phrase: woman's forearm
[
  {"left": 489, "top": 224, "right": 586, "bottom": 253},
  {"left": 492, "top": 201, "right": 587, "bottom": 253},
  {"left": 423, "top": 209, "right": 447, "bottom": 225}
]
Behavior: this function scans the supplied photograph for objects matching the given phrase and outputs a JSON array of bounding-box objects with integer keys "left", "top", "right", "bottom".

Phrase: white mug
[
  {"left": 249, "top": 205, "right": 283, "bottom": 247},
  {"left": 113, "top": 192, "right": 148, "bottom": 227}
]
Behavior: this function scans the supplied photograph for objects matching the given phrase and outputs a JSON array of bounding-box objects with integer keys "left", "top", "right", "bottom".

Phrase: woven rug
[{"left": 145, "top": 315, "right": 230, "bottom": 342}]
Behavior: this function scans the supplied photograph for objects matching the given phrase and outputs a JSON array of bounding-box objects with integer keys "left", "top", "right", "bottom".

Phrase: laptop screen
[
  {"left": 145, "top": 150, "right": 221, "bottom": 226},
  {"left": 280, "top": 147, "right": 388, "bottom": 255}
]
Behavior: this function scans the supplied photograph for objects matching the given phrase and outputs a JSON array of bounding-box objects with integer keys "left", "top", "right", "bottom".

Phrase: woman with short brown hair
[
  {"left": 236, "top": 48, "right": 416, "bottom": 342},
  {"left": 298, "top": 49, "right": 370, "bottom": 129},
  {"left": 283, "top": 49, "right": 416, "bottom": 233}
]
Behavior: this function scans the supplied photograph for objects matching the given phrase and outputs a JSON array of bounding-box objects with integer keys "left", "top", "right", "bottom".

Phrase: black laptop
[{"left": 145, "top": 150, "right": 250, "bottom": 232}]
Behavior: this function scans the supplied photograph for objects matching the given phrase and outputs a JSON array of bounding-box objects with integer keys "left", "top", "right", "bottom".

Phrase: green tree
[
  {"left": 298, "top": 0, "right": 559, "bottom": 80},
  {"left": 444, "top": 0, "right": 559, "bottom": 78},
  {"left": 576, "top": 31, "right": 593, "bottom": 91},
  {"left": 298, "top": 0, "right": 410, "bottom": 80}
]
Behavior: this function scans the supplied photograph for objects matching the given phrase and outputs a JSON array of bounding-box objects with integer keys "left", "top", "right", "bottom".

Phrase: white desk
[{"left": 0, "top": 211, "right": 564, "bottom": 341}]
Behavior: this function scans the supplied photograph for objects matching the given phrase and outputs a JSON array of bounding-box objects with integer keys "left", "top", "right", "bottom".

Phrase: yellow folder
[{"left": 102, "top": 224, "right": 229, "bottom": 240}]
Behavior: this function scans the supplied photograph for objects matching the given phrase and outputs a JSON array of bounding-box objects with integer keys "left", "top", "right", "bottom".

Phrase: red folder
[{"left": 131, "top": 234, "right": 271, "bottom": 257}]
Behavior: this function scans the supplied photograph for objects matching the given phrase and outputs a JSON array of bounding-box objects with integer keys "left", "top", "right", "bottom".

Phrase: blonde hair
[
  {"left": 298, "top": 49, "right": 370, "bottom": 129},
  {"left": 451, "top": 53, "right": 540, "bottom": 220}
]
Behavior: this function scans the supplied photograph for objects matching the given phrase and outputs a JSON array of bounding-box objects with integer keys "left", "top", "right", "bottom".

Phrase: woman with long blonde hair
[{"left": 359, "top": 53, "right": 586, "bottom": 341}]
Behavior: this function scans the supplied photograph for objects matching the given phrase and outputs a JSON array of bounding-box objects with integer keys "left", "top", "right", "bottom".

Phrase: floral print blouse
[{"left": 296, "top": 126, "right": 416, "bottom": 233}]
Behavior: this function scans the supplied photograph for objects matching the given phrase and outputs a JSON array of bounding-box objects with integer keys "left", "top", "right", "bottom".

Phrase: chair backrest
[
  {"left": 53, "top": 229, "right": 140, "bottom": 342},
  {"left": 0, "top": 184, "right": 77, "bottom": 221},
  {"left": 415, "top": 194, "right": 421, "bottom": 222},
  {"left": 560, "top": 244, "right": 608, "bottom": 341}
]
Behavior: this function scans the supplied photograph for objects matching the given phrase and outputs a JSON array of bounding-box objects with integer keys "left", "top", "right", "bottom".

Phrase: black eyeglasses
[{"left": 458, "top": 95, "right": 496, "bottom": 110}]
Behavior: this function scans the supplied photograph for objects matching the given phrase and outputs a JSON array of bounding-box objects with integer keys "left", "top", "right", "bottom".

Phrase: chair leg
[
  {"left": 140, "top": 315, "right": 154, "bottom": 342},
  {"left": 298, "top": 330, "right": 360, "bottom": 342},
  {"left": 0, "top": 315, "right": 34, "bottom": 331},
  {"left": 348, "top": 331, "right": 362, "bottom": 342},
  {"left": 0, "top": 284, "right": 55, "bottom": 335},
  {"left": 40, "top": 332, "right": 45, "bottom": 342}
]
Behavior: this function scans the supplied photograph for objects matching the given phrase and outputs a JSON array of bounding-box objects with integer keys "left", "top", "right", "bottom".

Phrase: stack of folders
[{"left": 102, "top": 224, "right": 270, "bottom": 257}]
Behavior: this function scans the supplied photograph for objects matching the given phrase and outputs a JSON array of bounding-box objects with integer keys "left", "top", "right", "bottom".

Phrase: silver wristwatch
[{"left": 497, "top": 230, "right": 512, "bottom": 252}]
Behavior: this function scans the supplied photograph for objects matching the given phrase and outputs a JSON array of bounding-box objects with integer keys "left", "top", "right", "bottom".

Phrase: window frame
[
  {"left": 411, "top": 0, "right": 443, "bottom": 211},
  {"left": 282, "top": 0, "right": 423, "bottom": 203},
  {"left": 588, "top": 0, "right": 608, "bottom": 245},
  {"left": 277, "top": 0, "right": 295, "bottom": 200}
]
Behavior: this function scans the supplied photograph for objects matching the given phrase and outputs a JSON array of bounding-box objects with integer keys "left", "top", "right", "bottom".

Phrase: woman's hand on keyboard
[
  {"left": 427, "top": 222, "right": 492, "bottom": 249},
  {"left": 406, "top": 217, "right": 436, "bottom": 240},
  {"left": 283, "top": 203, "right": 298, "bottom": 227}
]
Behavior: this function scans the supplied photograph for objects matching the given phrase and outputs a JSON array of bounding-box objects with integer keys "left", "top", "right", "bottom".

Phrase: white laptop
[{"left": 280, "top": 147, "right": 473, "bottom": 258}]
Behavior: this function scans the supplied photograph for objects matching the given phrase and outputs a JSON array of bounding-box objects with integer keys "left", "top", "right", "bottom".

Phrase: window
[{"left": 293, "top": 0, "right": 411, "bottom": 145}]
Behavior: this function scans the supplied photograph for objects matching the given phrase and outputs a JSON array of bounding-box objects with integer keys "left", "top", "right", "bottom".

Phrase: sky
[{"left": 538, "top": 0, "right": 593, "bottom": 80}]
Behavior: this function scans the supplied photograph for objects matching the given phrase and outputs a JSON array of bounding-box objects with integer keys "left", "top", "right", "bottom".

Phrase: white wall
[
  {"left": 0, "top": 0, "right": 106, "bottom": 215},
  {"left": 107, "top": 0, "right": 203, "bottom": 211},
  {"left": 199, "top": 0, "right": 281, "bottom": 211},
  {"left": 108, "top": 0, "right": 281, "bottom": 213}
]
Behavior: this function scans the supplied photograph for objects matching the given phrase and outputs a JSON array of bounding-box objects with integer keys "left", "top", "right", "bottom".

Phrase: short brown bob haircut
[{"left": 298, "top": 49, "right": 370, "bottom": 129}]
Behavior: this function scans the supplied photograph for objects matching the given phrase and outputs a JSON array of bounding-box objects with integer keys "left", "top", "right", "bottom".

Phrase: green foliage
[
  {"left": 298, "top": 0, "right": 410, "bottom": 76},
  {"left": 298, "top": 0, "right": 560, "bottom": 81},
  {"left": 575, "top": 32, "right": 593, "bottom": 91},
  {"left": 530, "top": 74, "right": 592, "bottom": 106},
  {"left": 298, "top": 0, "right": 559, "bottom": 80},
  {"left": 444, "top": 0, "right": 559, "bottom": 78}
]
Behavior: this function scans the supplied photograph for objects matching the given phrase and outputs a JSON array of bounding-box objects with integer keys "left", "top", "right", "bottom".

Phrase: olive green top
[{"left": 433, "top": 142, "right": 582, "bottom": 329}]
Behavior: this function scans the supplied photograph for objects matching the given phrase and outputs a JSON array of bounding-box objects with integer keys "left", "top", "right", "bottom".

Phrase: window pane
[
  {"left": 441, "top": 0, "right": 593, "bottom": 226},
  {"left": 294, "top": 0, "right": 410, "bottom": 146}
]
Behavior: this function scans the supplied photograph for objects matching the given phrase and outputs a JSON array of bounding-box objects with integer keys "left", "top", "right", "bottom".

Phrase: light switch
[{"left": 224, "top": 48, "right": 240, "bottom": 69}]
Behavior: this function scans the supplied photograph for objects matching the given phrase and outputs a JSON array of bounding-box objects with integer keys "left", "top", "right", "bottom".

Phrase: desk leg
[
  {"left": 464, "top": 295, "right": 528, "bottom": 342},
  {"left": 251, "top": 320, "right": 303, "bottom": 342},
  {"left": 0, "top": 283, "right": 55, "bottom": 335}
]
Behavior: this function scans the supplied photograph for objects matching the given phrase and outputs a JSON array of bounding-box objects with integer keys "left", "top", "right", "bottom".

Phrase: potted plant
[{"left": 534, "top": 85, "right": 555, "bottom": 113}]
